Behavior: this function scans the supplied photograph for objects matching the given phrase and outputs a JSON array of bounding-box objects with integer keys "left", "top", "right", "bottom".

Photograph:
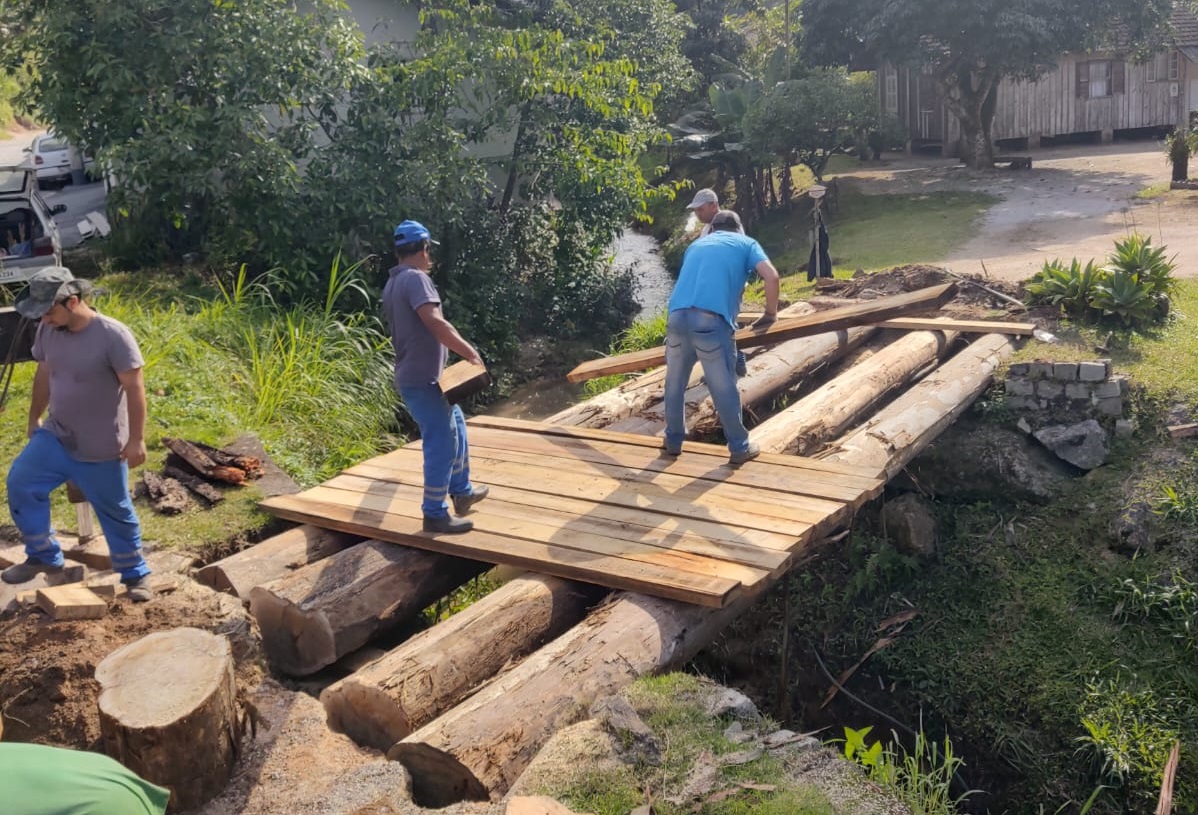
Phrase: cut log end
[
  {"left": 321, "top": 680, "right": 413, "bottom": 751},
  {"left": 248, "top": 587, "right": 338, "bottom": 676},
  {"left": 387, "top": 742, "right": 489, "bottom": 807}
]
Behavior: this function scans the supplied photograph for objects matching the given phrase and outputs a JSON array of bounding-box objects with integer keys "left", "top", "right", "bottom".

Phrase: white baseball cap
[{"left": 685, "top": 188, "right": 719, "bottom": 209}]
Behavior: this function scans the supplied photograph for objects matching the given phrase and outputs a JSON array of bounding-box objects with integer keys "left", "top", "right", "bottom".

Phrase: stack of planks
[{"left": 194, "top": 282, "right": 1027, "bottom": 805}]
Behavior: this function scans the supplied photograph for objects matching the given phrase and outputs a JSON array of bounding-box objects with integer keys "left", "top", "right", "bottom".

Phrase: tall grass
[{"left": 583, "top": 311, "right": 668, "bottom": 396}]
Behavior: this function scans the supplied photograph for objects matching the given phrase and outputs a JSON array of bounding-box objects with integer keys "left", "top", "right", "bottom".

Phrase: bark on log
[
  {"left": 386, "top": 334, "right": 1015, "bottom": 806},
  {"left": 163, "top": 464, "right": 225, "bottom": 504},
  {"left": 249, "top": 540, "right": 489, "bottom": 676},
  {"left": 321, "top": 575, "right": 600, "bottom": 750},
  {"left": 190, "top": 441, "right": 263, "bottom": 479},
  {"left": 96, "top": 627, "right": 240, "bottom": 812},
  {"left": 751, "top": 329, "right": 960, "bottom": 455},
  {"left": 141, "top": 471, "right": 191, "bottom": 515},
  {"left": 162, "top": 437, "right": 247, "bottom": 484},
  {"left": 194, "top": 524, "right": 361, "bottom": 599}
]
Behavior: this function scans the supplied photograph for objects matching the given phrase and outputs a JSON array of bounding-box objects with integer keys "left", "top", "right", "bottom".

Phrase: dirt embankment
[{"left": 834, "top": 141, "right": 1198, "bottom": 282}]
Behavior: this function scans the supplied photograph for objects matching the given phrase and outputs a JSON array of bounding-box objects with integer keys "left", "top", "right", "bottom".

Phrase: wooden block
[
  {"left": 1168, "top": 423, "right": 1198, "bottom": 440},
  {"left": 36, "top": 585, "right": 107, "bottom": 621},
  {"left": 63, "top": 534, "right": 112, "bottom": 570},
  {"left": 16, "top": 590, "right": 38, "bottom": 606},
  {"left": 0, "top": 544, "right": 26, "bottom": 569},
  {"left": 440, "top": 360, "right": 492, "bottom": 404}
]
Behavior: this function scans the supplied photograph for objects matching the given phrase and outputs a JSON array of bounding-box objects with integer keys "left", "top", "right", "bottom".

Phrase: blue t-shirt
[
  {"left": 382, "top": 264, "right": 448, "bottom": 388},
  {"left": 668, "top": 232, "right": 769, "bottom": 327}
]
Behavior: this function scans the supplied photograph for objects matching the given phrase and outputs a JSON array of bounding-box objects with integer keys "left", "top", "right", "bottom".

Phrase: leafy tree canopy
[{"left": 800, "top": 0, "right": 1175, "bottom": 167}]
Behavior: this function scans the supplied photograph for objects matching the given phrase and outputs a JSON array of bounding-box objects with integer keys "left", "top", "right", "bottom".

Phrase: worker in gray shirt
[{"left": 2, "top": 267, "right": 153, "bottom": 601}]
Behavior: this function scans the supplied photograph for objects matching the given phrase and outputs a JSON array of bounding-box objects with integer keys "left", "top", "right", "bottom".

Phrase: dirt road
[{"left": 834, "top": 141, "right": 1198, "bottom": 282}]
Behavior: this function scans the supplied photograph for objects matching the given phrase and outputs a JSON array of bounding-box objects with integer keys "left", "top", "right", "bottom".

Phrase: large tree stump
[
  {"left": 322, "top": 574, "right": 600, "bottom": 750},
  {"left": 249, "top": 539, "right": 488, "bottom": 675},
  {"left": 95, "top": 627, "right": 239, "bottom": 812}
]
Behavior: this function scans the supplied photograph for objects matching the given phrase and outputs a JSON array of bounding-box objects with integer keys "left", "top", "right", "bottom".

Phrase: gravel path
[{"left": 834, "top": 141, "right": 1198, "bottom": 282}]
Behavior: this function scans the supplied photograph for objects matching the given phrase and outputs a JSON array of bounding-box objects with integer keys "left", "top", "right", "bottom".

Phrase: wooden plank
[
  {"left": 259, "top": 494, "right": 740, "bottom": 608},
  {"left": 300, "top": 483, "right": 773, "bottom": 586},
  {"left": 322, "top": 474, "right": 791, "bottom": 571},
  {"left": 36, "top": 585, "right": 107, "bottom": 620},
  {"left": 1168, "top": 423, "right": 1198, "bottom": 440},
  {"left": 565, "top": 283, "right": 958, "bottom": 382},
  {"left": 336, "top": 470, "right": 795, "bottom": 551},
  {"left": 877, "top": 317, "right": 1036, "bottom": 335},
  {"left": 460, "top": 425, "right": 876, "bottom": 506},
  {"left": 465, "top": 415, "right": 886, "bottom": 483},
  {"left": 353, "top": 451, "right": 841, "bottom": 536},
  {"left": 439, "top": 360, "right": 492, "bottom": 404}
]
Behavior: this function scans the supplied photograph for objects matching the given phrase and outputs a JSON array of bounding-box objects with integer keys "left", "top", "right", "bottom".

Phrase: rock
[
  {"left": 880, "top": 493, "right": 937, "bottom": 557},
  {"left": 904, "top": 421, "right": 1074, "bottom": 503},
  {"left": 762, "top": 729, "right": 819, "bottom": 751},
  {"left": 589, "top": 695, "right": 660, "bottom": 766},
  {"left": 1115, "top": 419, "right": 1136, "bottom": 437},
  {"left": 722, "top": 721, "right": 756, "bottom": 744},
  {"left": 1034, "top": 419, "right": 1109, "bottom": 470},
  {"left": 704, "top": 686, "right": 758, "bottom": 720},
  {"left": 1111, "top": 500, "right": 1155, "bottom": 555}
]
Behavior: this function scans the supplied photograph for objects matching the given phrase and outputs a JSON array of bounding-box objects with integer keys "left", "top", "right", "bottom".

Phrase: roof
[{"left": 1171, "top": 5, "right": 1198, "bottom": 46}]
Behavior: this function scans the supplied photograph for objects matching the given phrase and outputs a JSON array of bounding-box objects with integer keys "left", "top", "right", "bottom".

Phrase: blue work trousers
[
  {"left": 399, "top": 382, "right": 474, "bottom": 519},
  {"left": 7, "top": 430, "right": 149, "bottom": 580},
  {"left": 663, "top": 308, "right": 751, "bottom": 454}
]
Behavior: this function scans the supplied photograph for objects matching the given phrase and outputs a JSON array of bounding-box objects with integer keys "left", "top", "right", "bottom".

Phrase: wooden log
[
  {"left": 162, "top": 437, "right": 246, "bottom": 484},
  {"left": 386, "top": 333, "right": 1015, "bottom": 806},
  {"left": 321, "top": 575, "right": 600, "bottom": 750},
  {"left": 249, "top": 539, "right": 489, "bottom": 676},
  {"left": 163, "top": 464, "right": 225, "bottom": 504},
  {"left": 194, "top": 525, "right": 361, "bottom": 599},
  {"left": 1167, "top": 423, "right": 1198, "bottom": 440},
  {"left": 550, "top": 304, "right": 817, "bottom": 429},
  {"left": 565, "top": 283, "right": 957, "bottom": 382},
  {"left": 189, "top": 441, "right": 262, "bottom": 478},
  {"left": 751, "top": 329, "right": 960, "bottom": 455},
  {"left": 96, "top": 627, "right": 239, "bottom": 811}
]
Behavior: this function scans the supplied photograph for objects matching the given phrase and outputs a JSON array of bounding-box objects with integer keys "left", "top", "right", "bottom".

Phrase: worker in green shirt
[{"left": 0, "top": 742, "right": 170, "bottom": 815}]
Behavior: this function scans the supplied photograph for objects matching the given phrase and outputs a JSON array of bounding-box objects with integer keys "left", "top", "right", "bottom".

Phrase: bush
[{"left": 1024, "top": 235, "right": 1176, "bottom": 326}]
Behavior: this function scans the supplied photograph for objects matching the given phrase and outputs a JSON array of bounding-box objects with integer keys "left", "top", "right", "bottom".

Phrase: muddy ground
[{"left": 835, "top": 140, "right": 1198, "bottom": 282}]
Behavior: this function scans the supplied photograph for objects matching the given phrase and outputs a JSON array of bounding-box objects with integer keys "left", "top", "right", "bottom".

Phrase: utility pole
[{"left": 784, "top": 0, "right": 792, "bottom": 80}]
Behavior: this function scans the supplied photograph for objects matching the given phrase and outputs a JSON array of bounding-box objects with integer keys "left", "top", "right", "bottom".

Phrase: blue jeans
[
  {"left": 398, "top": 382, "right": 475, "bottom": 519},
  {"left": 7, "top": 430, "right": 149, "bottom": 581},
  {"left": 664, "top": 308, "right": 750, "bottom": 454}
]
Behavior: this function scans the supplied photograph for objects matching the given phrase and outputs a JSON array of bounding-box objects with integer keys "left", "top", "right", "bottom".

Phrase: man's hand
[
  {"left": 121, "top": 438, "right": 147, "bottom": 469},
  {"left": 750, "top": 312, "right": 777, "bottom": 329},
  {"left": 462, "top": 347, "right": 485, "bottom": 368},
  {"left": 26, "top": 418, "right": 41, "bottom": 439}
]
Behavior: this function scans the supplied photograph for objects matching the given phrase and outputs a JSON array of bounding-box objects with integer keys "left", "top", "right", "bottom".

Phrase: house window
[
  {"left": 1168, "top": 50, "right": 1179, "bottom": 81},
  {"left": 884, "top": 66, "right": 898, "bottom": 114},
  {"left": 1088, "top": 61, "right": 1111, "bottom": 97},
  {"left": 1077, "top": 60, "right": 1124, "bottom": 98},
  {"left": 1147, "top": 51, "right": 1179, "bottom": 83}
]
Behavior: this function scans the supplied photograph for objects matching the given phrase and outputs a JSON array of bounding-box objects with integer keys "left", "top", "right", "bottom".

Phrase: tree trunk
[
  {"left": 321, "top": 575, "right": 600, "bottom": 751},
  {"left": 386, "top": 334, "right": 1016, "bottom": 806},
  {"left": 249, "top": 540, "right": 488, "bottom": 676},
  {"left": 752, "top": 329, "right": 960, "bottom": 455},
  {"left": 194, "top": 525, "right": 361, "bottom": 599},
  {"left": 96, "top": 627, "right": 240, "bottom": 812},
  {"left": 545, "top": 367, "right": 669, "bottom": 427},
  {"left": 943, "top": 68, "right": 997, "bottom": 169}
]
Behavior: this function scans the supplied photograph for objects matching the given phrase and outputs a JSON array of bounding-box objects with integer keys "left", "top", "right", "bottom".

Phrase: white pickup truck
[{"left": 0, "top": 163, "right": 66, "bottom": 285}]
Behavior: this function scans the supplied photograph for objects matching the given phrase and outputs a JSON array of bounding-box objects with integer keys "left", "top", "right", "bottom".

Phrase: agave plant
[
  {"left": 1089, "top": 269, "right": 1158, "bottom": 326},
  {"left": 1106, "top": 234, "right": 1177, "bottom": 300},
  {"left": 1025, "top": 258, "right": 1104, "bottom": 316}
]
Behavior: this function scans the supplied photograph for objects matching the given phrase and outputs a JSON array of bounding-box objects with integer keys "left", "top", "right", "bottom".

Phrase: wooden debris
[
  {"left": 63, "top": 534, "right": 112, "bottom": 570},
  {"left": 96, "top": 628, "right": 239, "bottom": 812},
  {"left": 142, "top": 471, "right": 191, "bottom": 515},
  {"left": 190, "top": 440, "right": 263, "bottom": 479},
  {"left": 162, "top": 437, "right": 248, "bottom": 485},
  {"left": 36, "top": 585, "right": 107, "bottom": 620},
  {"left": 1167, "top": 423, "right": 1198, "bottom": 440},
  {"left": 1156, "top": 740, "right": 1180, "bottom": 815},
  {"left": 163, "top": 464, "right": 225, "bottom": 504},
  {"left": 876, "top": 317, "right": 1036, "bottom": 335},
  {"left": 565, "top": 283, "right": 958, "bottom": 382}
]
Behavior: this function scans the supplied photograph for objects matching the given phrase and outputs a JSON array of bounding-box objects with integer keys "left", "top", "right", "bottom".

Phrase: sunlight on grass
[{"left": 1137, "top": 183, "right": 1170, "bottom": 199}]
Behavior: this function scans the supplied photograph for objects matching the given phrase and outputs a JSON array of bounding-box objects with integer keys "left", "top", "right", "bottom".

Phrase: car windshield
[{"left": 0, "top": 167, "right": 30, "bottom": 194}]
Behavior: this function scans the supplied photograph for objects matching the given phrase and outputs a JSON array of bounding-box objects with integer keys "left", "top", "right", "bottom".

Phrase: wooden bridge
[{"left": 261, "top": 417, "right": 884, "bottom": 608}]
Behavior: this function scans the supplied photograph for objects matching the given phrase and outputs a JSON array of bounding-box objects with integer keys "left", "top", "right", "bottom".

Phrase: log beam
[{"left": 194, "top": 524, "right": 361, "bottom": 599}]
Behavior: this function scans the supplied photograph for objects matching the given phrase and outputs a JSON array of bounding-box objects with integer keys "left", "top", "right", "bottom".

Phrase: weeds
[{"left": 842, "top": 725, "right": 974, "bottom": 815}]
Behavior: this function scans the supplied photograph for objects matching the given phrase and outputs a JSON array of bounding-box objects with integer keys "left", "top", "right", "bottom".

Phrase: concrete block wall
[{"left": 1004, "top": 359, "right": 1129, "bottom": 423}]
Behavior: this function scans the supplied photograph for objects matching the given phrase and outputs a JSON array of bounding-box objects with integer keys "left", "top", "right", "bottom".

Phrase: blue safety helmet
[{"left": 393, "top": 220, "right": 440, "bottom": 249}]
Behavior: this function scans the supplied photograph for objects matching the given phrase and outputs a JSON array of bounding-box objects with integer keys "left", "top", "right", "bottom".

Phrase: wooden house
[{"left": 881, "top": 7, "right": 1198, "bottom": 155}]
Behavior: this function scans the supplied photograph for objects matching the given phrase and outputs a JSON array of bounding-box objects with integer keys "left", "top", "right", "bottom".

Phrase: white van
[{"left": 0, "top": 164, "right": 65, "bottom": 284}]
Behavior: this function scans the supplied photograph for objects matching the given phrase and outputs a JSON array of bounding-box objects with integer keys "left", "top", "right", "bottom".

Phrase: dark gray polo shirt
[{"left": 382, "top": 264, "right": 448, "bottom": 388}]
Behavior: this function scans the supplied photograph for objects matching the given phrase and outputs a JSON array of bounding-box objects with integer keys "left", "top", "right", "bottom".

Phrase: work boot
[
  {"left": 122, "top": 577, "right": 153, "bottom": 603},
  {"left": 735, "top": 350, "right": 748, "bottom": 378},
  {"left": 662, "top": 441, "right": 682, "bottom": 457},
  {"left": 451, "top": 485, "right": 490, "bottom": 516},
  {"left": 1, "top": 558, "right": 63, "bottom": 585},
  {"left": 729, "top": 443, "right": 761, "bottom": 466},
  {"left": 423, "top": 515, "right": 474, "bottom": 535}
]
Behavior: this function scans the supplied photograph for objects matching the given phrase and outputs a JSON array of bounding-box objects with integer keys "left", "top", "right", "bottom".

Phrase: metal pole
[{"left": 785, "top": 0, "right": 792, "bottom": 80}]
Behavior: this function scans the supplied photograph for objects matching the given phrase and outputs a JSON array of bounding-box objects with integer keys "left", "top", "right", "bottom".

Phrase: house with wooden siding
[{"left": 881, "top": 7, "right": 1198, "bottom": 156}]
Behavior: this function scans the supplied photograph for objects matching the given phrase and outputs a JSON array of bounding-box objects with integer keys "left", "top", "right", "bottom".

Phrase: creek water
[{"left": 484, "top": 229, "right": 674, "bottom": 420}]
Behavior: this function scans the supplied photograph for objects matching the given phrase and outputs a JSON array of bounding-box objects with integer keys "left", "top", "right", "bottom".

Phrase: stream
[{"left": 484, "top": 229, "right": 673, "bottom": 420}]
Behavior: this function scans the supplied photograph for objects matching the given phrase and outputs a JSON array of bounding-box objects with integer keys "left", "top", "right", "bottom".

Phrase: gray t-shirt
[
  {"left": 382, "top": 264, "right": 448, "bottom": 388},
  {"left": 33, "top": 313, "right": 144, "bottom": 462}
]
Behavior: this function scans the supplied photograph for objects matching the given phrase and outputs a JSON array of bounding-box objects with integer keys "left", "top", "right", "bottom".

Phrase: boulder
[
  {"left": 1034, "top": 419, "right": 1109, "bottom": 470},
  {"left": 903, "top": 421, "right": 1074, "bottom": 503}
]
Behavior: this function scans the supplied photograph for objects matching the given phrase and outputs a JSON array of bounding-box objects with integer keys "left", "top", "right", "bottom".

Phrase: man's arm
[
  {"left": 416, "top": 303, "right": 485, "bottom": 367},
  {"left": 116, "top": 367, "right": 147, "bottom": 468},
  {"left": 27, "top": 363, "right": 50, "bottom": 438},
  {"left": 751, "top": 260, "right": 781, "bottom": 327}
]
